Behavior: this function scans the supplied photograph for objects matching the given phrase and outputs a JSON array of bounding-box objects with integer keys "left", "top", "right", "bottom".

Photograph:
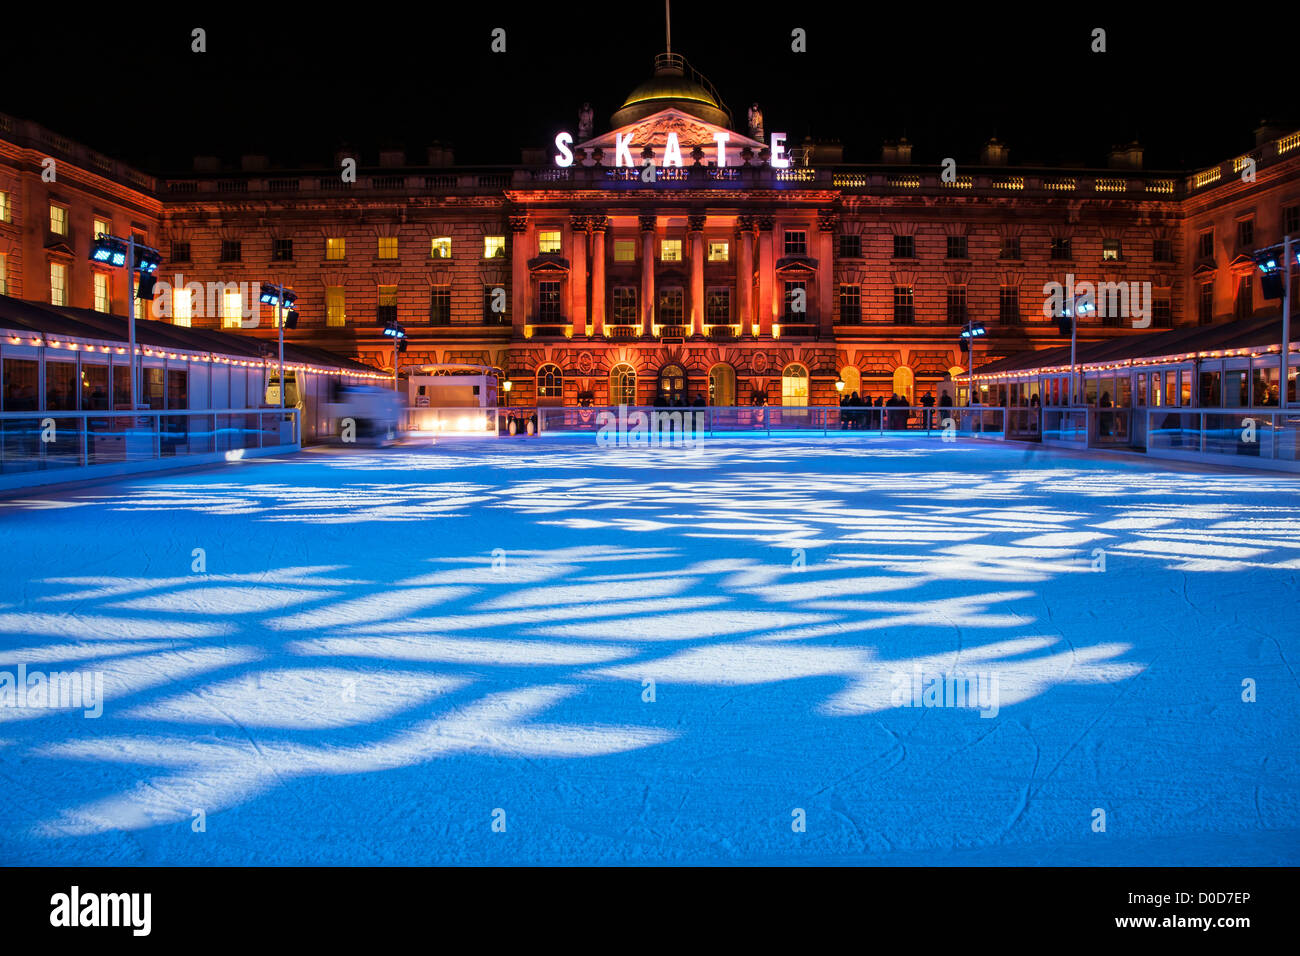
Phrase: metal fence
[{"left": 0, "top": 408, "right": 300, "bottom": 476}]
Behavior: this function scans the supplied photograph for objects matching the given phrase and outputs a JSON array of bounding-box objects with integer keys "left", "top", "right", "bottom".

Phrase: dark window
[
  {"left": 946, "top": 236, "right": 968, "bottom": 259},
  {"left": 430, "top": 287, "right": 451, "bottom": 325},
  {"left": 1050, "top": 237, "right": 1072, "bottom": 260},
  {"left": 612, "top": 286, "right": 637, "bottom": 324},
  {"left": 1198, "top": 230, "right": 1214, "bottom": 260},
  {"left": 946, "top": 286, "right": 966, "bottom": 324},
  {"left": 1199, "top": 282, "right": 1214, "bottom": 325},
  {"left": 1237, "top": 219, "right": 1254, "bottom": 248},
  {"left": 377, "top": 286, "right": 398, "bottom": 325},
  {"left": 783, "top": 281, "right": 807, "bottom": 319},
  {"left": 999, "top": 286, "right": 1020, "bottom": 325},
  {"left": 784, "top": 231, "right": 808, "bottom": 256},
  {"left": 272, "top": 238, "right": 293, "bottom": 261},
  {"left": 657, "top": 287, "right": 684, "bottom": 324},
  {"left": 999, "top": 236, "right": 1021, "bottom": 260},
  {"left": 839, "top": 285, "right": 861, "bottom": 324},
  {"left": 219, "top": 240, "right": 241, "bottom": 262},
  {"left": 706, "top": 288, "right": 731, "bottom": 324},
  {"left": 893, "top": 285, "right": 914, "bottom": 324},
  {"left": 893, "top": 235, "right": 915, "bottom": 259},
  {"left": 170, "top": 241, "right": 191, "bottom": 262},
  {"left": 838, "top": 234, "right": 861, "bottom": 258},
  {"left": 537, "top": 364, "right": 563, "bottom": 398},
  {"left": 1153, "top": 238, "right": 1173, "bottom": 263},
  {"left": 1235, "top": 274, "right": 1252, "bottom": 319},
  {"left": 1153, "top": 295, "right": 1173, "bottom": 328},
  {"left": 539, "top": 280, "right": 561, "bottom": 322},
  {"left": 483, "top": 285, "right": 506, "bottom": 323},
  {"left": 1285, "top": 206, "right": 1300, "bottom": 237}
]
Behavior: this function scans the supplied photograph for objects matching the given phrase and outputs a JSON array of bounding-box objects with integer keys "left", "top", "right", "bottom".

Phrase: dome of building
[{"left": 608, "top": 54, "right": 732, "bottom": 130}]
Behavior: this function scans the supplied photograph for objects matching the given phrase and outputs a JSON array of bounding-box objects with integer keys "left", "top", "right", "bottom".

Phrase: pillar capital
[
  {"left": 756, "top": 215, "right": 775, "bottom": 232},
  {"left": 508, "top": 214, "right": 529, "bottom": 233},
  {"left": 589, "top": 214, "right": 610, "bottom": 232},
  {"left": 638, "top": 214, "right": 657, "bottom": 233},
  {"left": 687, "top": 213, "right": 707, "bottom": 234},
  {"left": 569, "top": 213, "right": 589, "bottom": 233},
  {"left": 818, "top": 210, "right": 839, "bottom": 232}
]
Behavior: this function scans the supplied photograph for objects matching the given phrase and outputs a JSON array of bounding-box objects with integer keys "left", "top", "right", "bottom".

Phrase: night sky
[{"left": 3, "top": 6, "right": 1291, "bottom": 174}]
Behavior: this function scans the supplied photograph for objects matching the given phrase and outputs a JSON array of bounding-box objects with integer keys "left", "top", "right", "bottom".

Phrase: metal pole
[
  {"left": 1069, "top": 276, "right": 1078, "bottom": 406},
  {"left": 665, "top": 0, "right": 671, "bottom": 54},
  {"left": 127, "top": 236, "right": 138, "bottom": 410},
  {"left": 1283, "top": 235, "right": 1292, "bottom": 410},
  {"left": 277, "top": 282, "right": 285, "bottom": 410}
]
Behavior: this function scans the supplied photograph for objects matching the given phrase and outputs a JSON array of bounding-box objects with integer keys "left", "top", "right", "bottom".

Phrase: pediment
[{"left": 578, "top": 108, "right": 765, "bottom": 157}]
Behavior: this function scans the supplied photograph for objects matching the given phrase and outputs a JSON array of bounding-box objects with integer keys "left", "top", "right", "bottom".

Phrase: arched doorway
[
  {"left": 892, "top": 365, "right": 915, "bottom": 404},
  {"left": 708, "top": 363, "right": 736, "bottom": 406},
  {"left": 609, "top": 363, "right": 637, "bottom": 405},
  {"left": 658, "top": 364, "right": 688, "bottom": 404},
  {"left": 782, "top": 363, "right": 809, "bottom": 405},
  {"left": 839, "top": 365, "right": 861, "bottom": 398}
]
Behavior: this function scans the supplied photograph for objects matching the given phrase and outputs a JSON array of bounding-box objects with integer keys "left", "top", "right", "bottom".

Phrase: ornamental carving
[
  {"left": 638, "top": 215, "right": 657, "bottom": 232},
  {"left": 508, "top": 215, "right": 528, "bottom": 233},
  {"left": 687, "top": 214, "right": 706, "bottom": 233}
]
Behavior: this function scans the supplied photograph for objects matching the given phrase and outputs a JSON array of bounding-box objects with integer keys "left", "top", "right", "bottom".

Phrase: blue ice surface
[{"left": 0, "top": 434, "right": 1297, "bottom": 865}]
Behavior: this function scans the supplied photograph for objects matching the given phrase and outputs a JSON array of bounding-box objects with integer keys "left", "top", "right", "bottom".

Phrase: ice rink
[{"left": 1, "top": 435, "right": 1297, "bottom": 864}]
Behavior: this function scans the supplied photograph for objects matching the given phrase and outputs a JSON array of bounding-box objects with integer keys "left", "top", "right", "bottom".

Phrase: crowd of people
[{"left": 837, "top": 390, "right": 953, "bottom": 430}]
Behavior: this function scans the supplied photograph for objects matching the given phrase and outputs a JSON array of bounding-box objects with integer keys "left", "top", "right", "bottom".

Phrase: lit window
[
  {"left": 609, "top": 363, "right": 636, "bottom": 404},
  {"left": 538, "top": 230, "right": 562, "bottom": 254},
  {"left": 135, "top": 279, "right": 151, "bottom": 320},
  {"left": 613, "top": 240, "right": 636, "bottom": 262},
  {"left": 484, "top": 235, "right": 505, "bottom": 259},
  {"left": 326, "top": 237, "right": 346, "bottom": 260},
  {"left": 0, "top": 192, "right": 10, "bottom": 223},
  {"left": 1102, "top": 238, "right": 1122, "bottom": 261},
  {"left": 782, "top": 364, "right": 809, "bottom": 404},
  {"left": 94, "top": 273, "right": 110, "bottom": 313},
  {"left": 93, "top": 217, "right": 111, "bottom": 241},
  {"left": 431, "top": 236, "right": 452, "bottom": 258},
  {"left": 326, "top": 286, "right": 347, "bottom": 326},
  {"left": 49, "top": 204, "right": 68, "bottom": 236},
  {"left": 378, "top": 236, "right": 398, "bottom": 259},
  {"left": 661, "top": 239, "right": 682, "bottom": 262},
  {"left": 707, "top": 241, "right": 729, "bottom": 262},
  {"left": 222, "top": 289, "right": 243, "bottom": 328},
  {"left": 173, "top": 287, "right": 193, "bottom": 327},
  {"left": 0, "top": 254, "right": 6, "bottom": 295},
  {"left": 50, "top": 262, "right": 67, "bottom": 305}
]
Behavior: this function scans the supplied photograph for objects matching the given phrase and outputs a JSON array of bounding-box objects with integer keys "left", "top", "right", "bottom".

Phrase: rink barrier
[{"left": 0, "top": 407, "right": 301, "bottom": 490}]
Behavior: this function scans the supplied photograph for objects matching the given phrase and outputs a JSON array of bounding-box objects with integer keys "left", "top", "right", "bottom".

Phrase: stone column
[
  {"left": 688, "top": 213, "right": 706, "bottom": 336},
  {"left": 569, "top": 214, "right": 588, "bottom": 333},
  {"left": 817, "top": 210, "right": 838, "bottom": 337},
  {"left": 639, "top": 214, "right": 656, "bottom": 336},
  {"left": 757, "top": 215, "right": 775, "bottom": 337},
  {"left": 590, "top": 214, "right": 608, "bottom": 338},
  {"left": 737, "top": 216, "right": 754, "bottom": 332},
  {"left": 509, "top": 213, "right": 529, "bottom": 337}
]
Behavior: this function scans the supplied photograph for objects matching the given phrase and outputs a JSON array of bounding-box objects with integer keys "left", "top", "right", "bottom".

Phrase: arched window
[
  {"left": 609, "top": 363, "right": 637, "bottom": 405},
  {"left": 708, "top": 364, "right": 736, "bottom": 406},
  {"left": 839, "top": 365, "right": 861, "bottom": 397},
  {"left": 537, "top": 364, "right": 563, "bottom": 399},
  {"left": 892, "top": 365, "right": 915, "bottom": 404},
  {"left": 782, "top": 363, "right": 809, "bottom": 405}
]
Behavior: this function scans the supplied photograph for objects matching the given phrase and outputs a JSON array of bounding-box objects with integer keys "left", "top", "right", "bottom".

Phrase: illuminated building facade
[{"left": 2, "top": 56, "right": 1298, "bottom": 411}]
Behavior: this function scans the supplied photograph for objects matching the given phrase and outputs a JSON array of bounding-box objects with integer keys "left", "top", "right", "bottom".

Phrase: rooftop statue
[
  {"left": 578, "top": 103, "right": 594, "bottom": 141},
  {"left": 748, "top": 103, "right": 764, "bottom": 141}
]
